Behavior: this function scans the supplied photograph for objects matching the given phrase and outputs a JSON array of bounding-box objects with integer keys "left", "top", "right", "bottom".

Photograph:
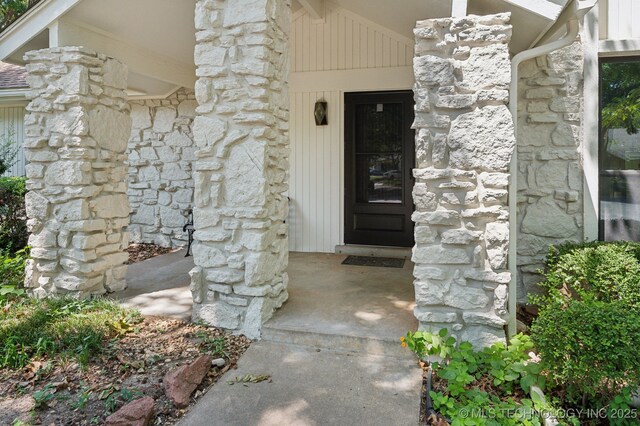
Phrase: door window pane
[
  {"left": 355, "top": 154, "right": 402, "bottom": 203},
  {"left": 354, "top": 103, "right": 404, "bottom": 204},
  {"left": 600, "top": 60, "right": 640, "bottom": 241}
]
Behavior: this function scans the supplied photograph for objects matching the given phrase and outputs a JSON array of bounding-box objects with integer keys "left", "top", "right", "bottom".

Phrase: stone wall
[
  {"left": 516, "top": 41, "right": 585, "bottom": 300},
  {"left": 127, "top": 89, "right": 197, "bottom": 247},
  {"left": 189, "top": 0, "right": 291, "bottom": 339},
  {"left": 411, "top": 14, "right": 515, "bottom": 348},
  {"left": 23, "top": 47, "right": 131, "bottom": 298}
]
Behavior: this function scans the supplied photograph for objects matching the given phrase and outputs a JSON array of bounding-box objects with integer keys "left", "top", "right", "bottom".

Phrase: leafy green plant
[
  {"left": 101, "top": 386, "right": 144, "bottom": 414},
  {"left": 32, "top": 383, "right": 57, "bottom": 409},
  {"left": 2, "top": 335, "right": 30, "bottom": 367},
  {"left": 195, "top": 329, "right": 227, "bottom": 357},
  {"left": 0, "top": 176, "right": 28, "bottom": 254},
  {"left": 0, "top": 247, "right": 28, "bottom": 302},
  {"left": 402, "top": 330, "right": 553, "bottom": 426},
  {"left": 0, "top": 297, "right": 141, "bottom": 369}
]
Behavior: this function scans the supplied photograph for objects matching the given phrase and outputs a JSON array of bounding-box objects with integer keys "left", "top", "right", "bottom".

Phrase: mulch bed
[
  {"left": 0, "top": 317, "right": 251, "bottom": 425},
  {"left": 125, "top": 243, "right": 174, "bottom": 265}
]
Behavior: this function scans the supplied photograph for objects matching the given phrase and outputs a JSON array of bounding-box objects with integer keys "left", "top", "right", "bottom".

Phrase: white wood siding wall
[
  {"left": 289, "top": 91, "right": 343, "bottom": 253},
  {"left": 288, "top": 4, "right": 414, "bottom": 252},
  {"left": 601, "top": 0, "right": 640, "bottom": 40},
  {"left": 0, "top": 106, "right": 26, "bottom": 177},
  {"left": 290, "top": 2, "right": 414, "bottom": 73}
]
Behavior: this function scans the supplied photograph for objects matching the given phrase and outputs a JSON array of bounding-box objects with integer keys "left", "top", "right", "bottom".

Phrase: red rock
[
  {"left": 105, "top": 396, "right": 154, "bottom": 426},
  {"left": 163, "top": 355, "right": 212, "bottom": 408}
]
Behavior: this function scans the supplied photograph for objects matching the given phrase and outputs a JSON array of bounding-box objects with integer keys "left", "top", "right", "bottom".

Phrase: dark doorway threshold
[{"left": 342, "top": 255, "right": 405, "bottom": 268}]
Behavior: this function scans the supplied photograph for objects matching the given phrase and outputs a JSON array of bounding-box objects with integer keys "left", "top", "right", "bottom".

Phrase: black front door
[{"left": 344, "top": 91, "right": 415, "bottom": 247}]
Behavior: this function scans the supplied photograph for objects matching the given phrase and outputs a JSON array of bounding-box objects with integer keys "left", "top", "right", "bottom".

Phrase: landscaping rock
[
  {"left": 104, "top": 396, "right": 154, "bottom": 426},
  {"left": 163, "top": 355, "right": 212, "bottom": 408},
  {"left": 212, "top": 358, "right": 226, "bottom": 367}
]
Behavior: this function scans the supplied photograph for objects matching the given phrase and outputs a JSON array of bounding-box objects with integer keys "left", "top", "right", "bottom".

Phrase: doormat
[{"left": 341, "top": 255, "right": 405, "bottom": 268}]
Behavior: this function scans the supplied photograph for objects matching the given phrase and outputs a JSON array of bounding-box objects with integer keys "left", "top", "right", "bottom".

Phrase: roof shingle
[{"left": 0, "top": 62, "right": 27, "bottom": 89}]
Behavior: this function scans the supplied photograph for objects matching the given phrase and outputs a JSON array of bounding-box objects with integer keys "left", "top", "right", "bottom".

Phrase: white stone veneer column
[
  {"left": 190, "top": 0, "right": 291, "bottom": 339},
  {"left": 516, "top": 42, "right": 584, "bottom": 300},
  {"left": 23, "top": 47, "right": 131, "bottom": 298},
  {"left": 127, "top": 89, "right": 198, "bottom": 248},
  {"left": 411, "top": 15, "right": 515, "bottom": 348}
]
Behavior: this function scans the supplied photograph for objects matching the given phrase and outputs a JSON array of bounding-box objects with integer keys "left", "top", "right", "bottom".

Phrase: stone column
[
  {"left": 190, "top": 0, "right": 291, "bottom": 339},
  {"left": 517, "top": 42, "right": 584, "bottom": 300},
  {"left": 23, "top": 47, "right": 131, "bottom": 298},
  {"left": 411, "top": 15, "right": 515, "bottom": 348}
]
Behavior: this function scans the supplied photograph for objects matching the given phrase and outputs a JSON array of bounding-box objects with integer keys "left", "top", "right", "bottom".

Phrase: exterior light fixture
[{"left": 314, "top": 100, "right": 328, "bottom": 125}]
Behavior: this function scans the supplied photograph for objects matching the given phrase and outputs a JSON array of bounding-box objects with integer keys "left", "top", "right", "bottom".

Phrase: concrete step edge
[
  {"left": 261, "top": 325, "right": 412, "bottom": 359},
  {"left": 334, "top": 244, "right": 412, "bottom": 259}
]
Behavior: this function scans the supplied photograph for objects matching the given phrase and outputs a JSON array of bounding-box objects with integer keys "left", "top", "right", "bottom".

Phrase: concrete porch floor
[
  {"left": 264, "top": 252, "right": 417, "bottom": 357},
  {"left": 119, "top": 251, "right": 418, "bottom": 350}
]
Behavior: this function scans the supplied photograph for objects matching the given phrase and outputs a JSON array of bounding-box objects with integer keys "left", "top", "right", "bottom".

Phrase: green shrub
[
  {"left": 0, "top": 247, "right": 28, "bottom": 301},
  {"left": 531, "top": 242, "right": 640, "bottom": 422},
  {"left": 0, "top": 175, "right": 25, "bottom": 196},
  {"left": 531, "top": 299, "right": 640, "bottom": 408},
  {"left": 0, "top": 298, "right": 141, "bottom": 369},
  {"left": 534, "top": 241, "right": 640, "bottom": 311},
  {"left": 0, "top": 176, "right": 27, "bottom": 253}
]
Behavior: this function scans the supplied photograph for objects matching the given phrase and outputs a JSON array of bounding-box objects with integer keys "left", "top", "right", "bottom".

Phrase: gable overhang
[
  {"left": 0, "top": 0, "right": 196, "bottom": 99},
  {"left": 293, "top": 0, "right": 571, "bottom": 55},
  {"left": 468, "top": 0, "right": 570, "bottom": 53},
  {"left": 0, "top": 0, "right": 82, "bottom": 62},
  {"left": 0, "top": 0, "right": 575, "bottom": 98}
]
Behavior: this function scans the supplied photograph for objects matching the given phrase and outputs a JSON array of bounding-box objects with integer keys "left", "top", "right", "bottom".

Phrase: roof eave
[
  {"left": 0, "top": 87, "right": 29, "bottom": 105},
  {"left": 0, "top": 0, "right": 84, "bottom": 61}
]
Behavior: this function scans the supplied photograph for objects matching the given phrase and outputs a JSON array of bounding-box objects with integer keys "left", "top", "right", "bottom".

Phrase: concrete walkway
[
  {"left": 117, "top": 249, "right": 193, "bottom": 320},
  {"left": 179, "top": 341, "right": 421, "bottom": 426},
  {"left": 120, "top": 251, "right": 422, "bottom": 425}
]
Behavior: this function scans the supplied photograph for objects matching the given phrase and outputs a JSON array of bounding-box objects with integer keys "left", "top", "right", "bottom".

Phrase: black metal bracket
[{"left": 183, "top": 209, "right": 195, "bottom": 257}]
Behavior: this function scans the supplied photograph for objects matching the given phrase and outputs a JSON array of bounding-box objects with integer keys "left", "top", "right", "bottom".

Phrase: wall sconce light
[{"left": 314, "top": 100, "right": 328, "bottom": 126}]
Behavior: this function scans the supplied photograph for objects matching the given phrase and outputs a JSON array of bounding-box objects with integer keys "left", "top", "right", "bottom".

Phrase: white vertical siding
[
  {"left": 288, "top": 4, "right": 414, "bottom": 253},
  {"left": 0, "top": 106, "right": 26, "bottom": 177},
  {"left": 604, "top": 0, "right": 640, "bottom": 39},
  {"left": 289, "top": 91, "right": 343, "bottom": 253},
  {"left": 290, "top": 3, "right": 414, "bottom": 73}
]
